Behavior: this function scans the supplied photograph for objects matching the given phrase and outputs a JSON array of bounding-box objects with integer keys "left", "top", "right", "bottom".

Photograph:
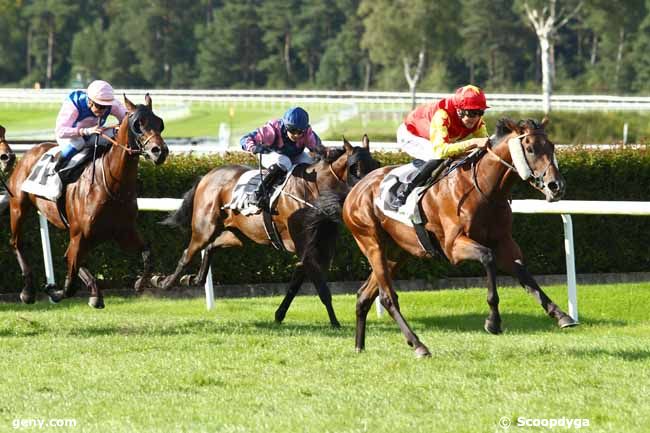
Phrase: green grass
[{"left": 1, "top": 283, "right": 649, "bottom": 432}]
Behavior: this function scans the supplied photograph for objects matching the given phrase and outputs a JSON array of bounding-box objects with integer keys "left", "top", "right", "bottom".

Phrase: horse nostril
[
  {"left": 0, "top": 154, "right": 8, "bottom": 162},
  {"left": 150, "top": 146, "right": 161, "bottom": 155},
  {"left": 548, "top": 181, "right": 559, "bottom": 192}
]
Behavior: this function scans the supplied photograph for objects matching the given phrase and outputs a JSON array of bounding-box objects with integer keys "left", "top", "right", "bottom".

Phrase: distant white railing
[
  {"left": 3, "top": 88, "right": 650, "bottom": 110},
  {"left": 18, "top": 198, "right": 649, "bottom": 319}
]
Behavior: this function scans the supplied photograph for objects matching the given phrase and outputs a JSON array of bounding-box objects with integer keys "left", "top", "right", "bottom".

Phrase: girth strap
[{"left": 262, "top": 209, "right": 287, "bottom": 252}]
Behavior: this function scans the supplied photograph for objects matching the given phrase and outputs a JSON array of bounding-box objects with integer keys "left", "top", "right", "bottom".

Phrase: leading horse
[
  {"left": 8, "top": 94, "right": 168, "bottom": 308},
  {"left": 343, "top": 118, "right": 577, "bottom": 357},
  {"left": 155, "top": 136, "right": 379, "bottom": 327}
]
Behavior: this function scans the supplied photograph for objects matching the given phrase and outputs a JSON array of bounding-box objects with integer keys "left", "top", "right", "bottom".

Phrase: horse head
[
  {"left": 496, "top": 117, "right": 565, "bottom": 202},
  {"left": 0, "top": 125, "right": 16, "bottom": 175},
  {"left": 337, "top": 135, "right": 380, "bottom": 186},
  {"left": 122, "top": 94, "right": 169, "bottom": 165}
]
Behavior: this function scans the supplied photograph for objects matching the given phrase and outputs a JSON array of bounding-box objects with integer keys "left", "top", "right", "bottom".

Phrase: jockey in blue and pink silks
[
  {"left": 240, "top": 107, "right": 328, "bottom": 208},
  {"left": 53, "top": 79, "right": 127, "bottom": 173}
]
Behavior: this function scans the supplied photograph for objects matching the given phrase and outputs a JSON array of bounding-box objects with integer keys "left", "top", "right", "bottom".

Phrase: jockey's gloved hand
[{"left": 80, "top": 126, "right": 103, "bottom": 137}]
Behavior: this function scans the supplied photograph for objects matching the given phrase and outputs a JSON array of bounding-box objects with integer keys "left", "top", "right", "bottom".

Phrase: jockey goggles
[{"left": 458, "top": 109, "right": 484, "bottom": 118}]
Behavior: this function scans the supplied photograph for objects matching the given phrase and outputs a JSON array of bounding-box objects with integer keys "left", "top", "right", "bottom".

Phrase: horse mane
[{"left": 494, "top": 117, "right": 543, "bottom": 142}]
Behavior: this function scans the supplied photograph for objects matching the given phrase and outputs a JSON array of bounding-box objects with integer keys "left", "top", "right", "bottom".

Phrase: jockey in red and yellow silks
[{"left": 393, "top": 85, "right": 491, "bottom": 206}]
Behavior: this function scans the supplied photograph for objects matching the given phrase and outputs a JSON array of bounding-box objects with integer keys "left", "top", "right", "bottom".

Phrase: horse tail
[
  {"left": 300, "top": 190, "right": 346, "bottom": 269},
  {"left": 160, "top": 178, "right": 200, "bottom": 230}
]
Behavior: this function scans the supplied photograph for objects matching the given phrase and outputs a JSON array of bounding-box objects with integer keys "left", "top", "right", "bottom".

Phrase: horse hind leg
[
  {"left": 78, "top": 267, "right": 104, "bottom": 309},
  {"left": 192, "top": 230, "right": 244, "bottom": 286},
  {"left": 275, "top": 264, "right": 305, "bottom": 324}
]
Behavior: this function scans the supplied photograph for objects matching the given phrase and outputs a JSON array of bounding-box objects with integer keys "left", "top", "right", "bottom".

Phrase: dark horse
[
  {"left": 8, "top": 94, "right": 168, "bottom": 308},
  {"left": 343, "top": 118, "right": 577, "bottom": 357},
  {"left": 0, "top": 125, "right": 17, "bottom": 214},
  {"left": 154, "top": 136, "right": 379, "bottom": 327}
]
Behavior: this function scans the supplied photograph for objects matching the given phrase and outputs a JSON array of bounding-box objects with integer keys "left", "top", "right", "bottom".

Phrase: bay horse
[
  {"left": 0, "top": 126, "right": 17, "bottom": 214},
  {"left": 154, "top": 136, "right": 379, "bottom": 327},
  {"left": 343, "top": 118, "right": 577, "bottom": 357},
  {"left": 7, "top": 94, "right": 168, "bottom": 308}
]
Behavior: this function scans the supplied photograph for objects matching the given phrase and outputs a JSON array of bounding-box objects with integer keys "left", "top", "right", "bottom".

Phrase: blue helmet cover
[{"left": 282, "top": 107, "right": 310, "bottom": 130}]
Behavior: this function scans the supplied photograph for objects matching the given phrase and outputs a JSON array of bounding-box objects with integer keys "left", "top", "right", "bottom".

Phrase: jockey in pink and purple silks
[
  {"left": 53, "top": 80, "right": 127, "bottom": 173},
  {"left": 240, "top": 107, "right": 328, "bottom": 208}
]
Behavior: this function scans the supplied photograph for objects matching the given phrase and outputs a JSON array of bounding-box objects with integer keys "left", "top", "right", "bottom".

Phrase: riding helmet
[
  {"left": 282, "top": 107, "right": 310, "bottom": 131},
  {"left": 453, "top": 85, "right": 489, "bottom": 110}
]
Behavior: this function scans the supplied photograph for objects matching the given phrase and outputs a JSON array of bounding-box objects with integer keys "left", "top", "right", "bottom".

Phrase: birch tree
[{"left": 522, "top": 0, "right": 583, "bottom": 113}]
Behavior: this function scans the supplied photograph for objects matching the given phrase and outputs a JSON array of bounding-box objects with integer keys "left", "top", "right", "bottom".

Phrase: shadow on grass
[
  {"left": 411, "top": 312, "right": 626, "bottom": 333},
  {"left": 566, "top": 347, "right": 650, "bottom": 361}
]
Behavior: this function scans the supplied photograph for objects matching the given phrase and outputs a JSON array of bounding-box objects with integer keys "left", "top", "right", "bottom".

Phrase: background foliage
[{"left": 2, "top": 0, "right": 650, "bottom": 94}]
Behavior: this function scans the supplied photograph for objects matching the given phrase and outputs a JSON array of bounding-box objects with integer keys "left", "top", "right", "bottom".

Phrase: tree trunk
[
  {"left": 403, "top": 48, "right": 425, "bottom": 109},
  {"left": 363, "top": 60, "right": 371, "bottom": 92},
  {"left": 26, "top": 26, "right": 32, "bottom": 76},
  {"left": 590, "top": 33, "right": 598, "bottom": 64},
  {"left": 540, "top": 35, "right": 552, "bottom": 115},
  {"left": 283, "top": 31, "right": 292, "bottom": 82},
  {"left": 615, "top": 27, "right": 625, "bottom": 89},
  {"left": 46, "top": 17, "right": 54, "bottom": 88}
]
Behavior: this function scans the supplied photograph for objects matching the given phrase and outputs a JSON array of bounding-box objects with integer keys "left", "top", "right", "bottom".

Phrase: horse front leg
[
  {"left": 9, "top": 201, "right": 35, "bottom": 303},
  {"left": 358, "top": 234, "right": 430, "bottom": 357},
  {"left": 275, "top": 264, "right": 305, "bottom": 324},
  {"left": 496, "top": 239, "right": 577, "bottom": 328},
  {"left": 451, "top": 235, "right": 502, "bottom": 334}
]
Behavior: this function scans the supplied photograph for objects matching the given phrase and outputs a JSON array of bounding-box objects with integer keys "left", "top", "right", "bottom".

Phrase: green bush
[{"left": 1, "top": 147, "right": 649, "bottom": 293}]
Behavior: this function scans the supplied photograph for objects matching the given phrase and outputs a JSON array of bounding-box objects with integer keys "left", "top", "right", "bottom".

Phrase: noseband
[{"left": 486, "top": 130, "right": 556, "bottom": 193}]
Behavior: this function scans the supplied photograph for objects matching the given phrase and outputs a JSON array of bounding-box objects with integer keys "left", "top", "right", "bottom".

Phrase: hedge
[{"left": 1, "top": 146, "right": 650, "bottom": 293}]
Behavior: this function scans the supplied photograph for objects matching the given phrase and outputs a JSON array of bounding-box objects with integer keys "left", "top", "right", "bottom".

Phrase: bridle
[
  {"left": 485, "top": 130, "right": 556, "bottom": 193},
  {"left": 0, "top": 141, "right": 15, "bottom": 197},
  {"left": 99, "top": 107, "right": 163, "bottom": 156},
  {"left": 327, "top": 148, "right": 375, "bottom": 186}
]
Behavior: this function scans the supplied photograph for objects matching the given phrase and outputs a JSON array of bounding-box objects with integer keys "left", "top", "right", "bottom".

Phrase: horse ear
[
  {"left": 0, "top": 125, "right": 5, "bottom": 140},
  {"left": 362, "top": 134, "right": 369, "bottom": 149},
  {"left": 504, "top": 118, "right": 521, "bottom": 134},
  {"left": 123, "top": 94, "right": 136, "bottom": 111},
  {"left": 343, "top": 136, "right": 353, "bottom": 153},
  {"left": 541, "top": 116, "right": 549, "bottom": 128},
  {"left": 145, "top": 93, "right": 152, "bottom": 109}
]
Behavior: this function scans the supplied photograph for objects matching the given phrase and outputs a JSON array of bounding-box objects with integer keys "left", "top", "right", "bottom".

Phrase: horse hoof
[
  {"left": 179, "top": 274, "right": 196, "bottom": 286},
  {"left": 88, "top": 297, "right": 105, "bottom": 309},
  {"left": 355, "top": 347, "right": 364, "bottom": 354},
  {"left": 19, "top": 290, "right": 36, "bottom": 304},
  {"left": 134, "top": 277, "right": 146, "bottom": 292},
  {"left": 484, "top": 320, "right": 503, "bottom": 335},
  {"left": 331, "top": 320, "right": 342, "bottom": 329},
  {"left": 48, "top": 290, "right": 66, "bottom": 304},
  {"left": 558, "top": 315, "right": 578, "bottom": 328},
  {"left": 150, "top": 275, "right": 163, "bottom": 289},
  {"left": 414, "top": 345, "right": 432, "bottom": 358},
  {"left": 274, "top": 311, "right": 285, "bottom": 324}
]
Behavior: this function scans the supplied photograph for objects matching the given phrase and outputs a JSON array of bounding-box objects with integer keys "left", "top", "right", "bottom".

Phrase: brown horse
[
  {"left": 343, "top": 118, "right": 577, "bottom": 357},
  {"left": 154, "top": 136, "right": 379, "bottom": 327},
  {"left": 0, "top": 125, "right": 17, "bottom": 214},
  {"left": 8, "top": 94, "right": 168, "bottom": 308}
]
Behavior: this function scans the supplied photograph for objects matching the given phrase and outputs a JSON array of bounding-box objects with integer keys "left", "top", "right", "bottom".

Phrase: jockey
[
  {"left": 393, "top": 84, "right": 491, "bottom": 206},
  {"left": 240, "top": 107, "right": 328, "bottom": 209},
  {"left": 53, "top": 79, "right": 127, "bottom": 173}
]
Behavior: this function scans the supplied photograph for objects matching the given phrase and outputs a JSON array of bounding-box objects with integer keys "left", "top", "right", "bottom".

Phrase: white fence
[
  {"left": 3, "top": 88, "right": 650, "bottom": 110},
  {"left": 24, "top": 198, "right": 650, "bottom": 321}
]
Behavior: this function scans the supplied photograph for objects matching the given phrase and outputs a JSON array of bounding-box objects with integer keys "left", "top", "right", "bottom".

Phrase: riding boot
[
  {"left": 252, "top": 164, "right": 288, "bottom": 209},
  {"left": 52, "top": 153, "right": 69, "bottom": 173},
  {"left": 393, "top": 159, "right": 443, "bottom": 207}
]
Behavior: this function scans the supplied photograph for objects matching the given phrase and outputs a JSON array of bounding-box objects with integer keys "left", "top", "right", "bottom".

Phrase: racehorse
[
  {"left": 154, "top": 136, "right": 380, "bottom": 327},
  {"left": 0, "top": 125, "right": 17, "bottom": 214},
  {"left": 7, "top": 94, "right": 168, "bottom": 308},
  {"left": 343, "top": 118, "right": 577, "bottom": 357}
]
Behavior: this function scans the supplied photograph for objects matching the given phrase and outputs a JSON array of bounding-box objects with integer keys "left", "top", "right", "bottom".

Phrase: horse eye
[{"left": 525, "top": 146, "right": 534, "bottom": 154}]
